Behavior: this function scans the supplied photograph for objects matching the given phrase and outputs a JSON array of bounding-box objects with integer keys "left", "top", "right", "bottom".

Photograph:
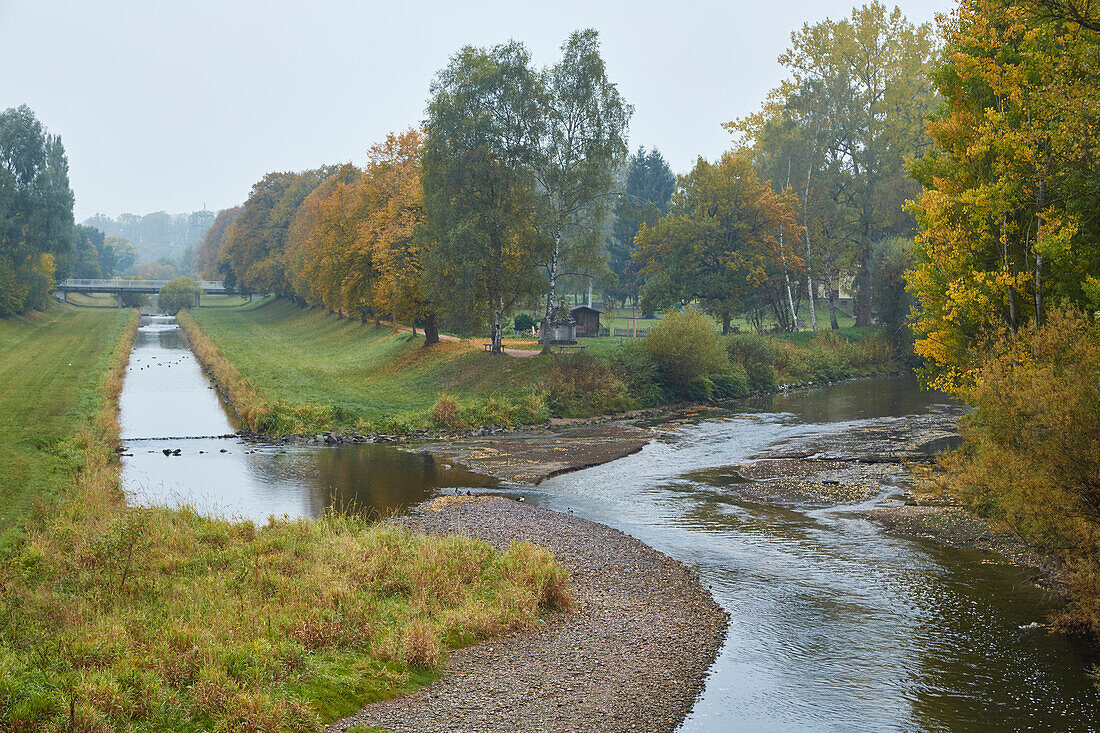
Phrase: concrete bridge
[{"left": 56, "top": 278, "right": 231, "bottom": 306}]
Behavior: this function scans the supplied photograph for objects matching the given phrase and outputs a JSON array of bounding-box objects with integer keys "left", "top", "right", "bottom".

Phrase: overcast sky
[{"left": 0, "top": 0, "right": 955, "bottom": 221}]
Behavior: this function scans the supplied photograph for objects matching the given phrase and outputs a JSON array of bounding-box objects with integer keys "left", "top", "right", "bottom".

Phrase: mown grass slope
[
  {"left": 190, "top": 299, "right": 550, "bottom": 432},
  {"left": 0, "top": 306, "right": 129, "bottom": 544}
]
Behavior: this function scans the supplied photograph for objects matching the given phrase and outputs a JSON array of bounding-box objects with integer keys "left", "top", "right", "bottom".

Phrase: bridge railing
[{"left": 59, "top": 278, "right": 226, "bottom": 290}]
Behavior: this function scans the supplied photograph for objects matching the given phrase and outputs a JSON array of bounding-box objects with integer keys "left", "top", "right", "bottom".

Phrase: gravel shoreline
[{"left": 329, "top": 497, "right": 728, "bottom": 733}]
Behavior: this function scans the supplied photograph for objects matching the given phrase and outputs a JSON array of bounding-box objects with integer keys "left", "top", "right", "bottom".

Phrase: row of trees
[{"left": 205, "top": 31, "right": 633, "bottom": 351}]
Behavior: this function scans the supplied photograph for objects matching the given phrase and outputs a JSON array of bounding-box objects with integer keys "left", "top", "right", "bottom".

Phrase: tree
[
  {"left": 421, "top": 41, "right": 549, "bottom": 352},
  {"left": 284, "top": 164, "right": 368, "bottom": 315},
  {"left": 196, "top": 208, "right": 240, "bottom": 280},
  {"left": 607, "top": 147, "right": 676, "bottom": 307},
  {"left": 221, "top": 169, "right": 332, "bottom": 296},
  {"left": 157, "top": 277, "right": 201, "bottom": 314},
  {"left": 361, "top": 130, "right": 440, "bottom": 344},
  {"left": 0, "top": 105, "right": 74, "bottom": 315},
  {"left": 530, "top": 30, "right": 632, "bottom": 345},
  {"left": 743, "top": 3, "right": 938, "bottom": 327},
  {"left": 68, "top": 224, "right": 105, "bottom": 278},
  {"left": 634, "top": 151, "right": 802, "bottom": 333},
  {"left": 908, "top": 0, "right": 1100, "bottom": 394}
]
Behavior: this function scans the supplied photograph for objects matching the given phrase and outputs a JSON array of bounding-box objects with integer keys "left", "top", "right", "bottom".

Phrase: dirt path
[{"left": 328, "top": 497, "right": 727, "bottom": 733}]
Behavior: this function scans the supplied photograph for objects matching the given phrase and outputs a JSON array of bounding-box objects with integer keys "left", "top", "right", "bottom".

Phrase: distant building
[{"left": 570, "top": 305, "right": 601, "bottom": 338}]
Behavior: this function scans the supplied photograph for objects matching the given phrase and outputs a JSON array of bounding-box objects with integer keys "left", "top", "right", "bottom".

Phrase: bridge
[{"left": 56, "top": 278, "right": 231, "bottom": 306}]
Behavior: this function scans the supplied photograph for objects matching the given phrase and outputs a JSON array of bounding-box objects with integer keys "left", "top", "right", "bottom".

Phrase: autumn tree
[
  {"left": 284, "top": 164, "right": 366, "bottom": 315},
  {"left": 634, "top": 151, "right": 802, "bottom": 333},
  {"left": 421, "top": 41, "right": 548, "bottom": 352},
  {"left": 360, "top": 130, "right": 440, "bottom": 344},
  {"left": 908, "top": 0, "right": 1100, "bottom": 394},
  {"left": 739, "top": 2, "right": 938, "bottom": 327},
  {"left": 221, "top": 168, "right": 332, "bottom": 296},
  {"left": 197, "top": 207, "right": 241, "bottom": 280}
]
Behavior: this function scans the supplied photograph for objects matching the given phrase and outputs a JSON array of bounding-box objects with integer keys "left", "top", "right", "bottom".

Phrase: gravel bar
[{"left": 329, "top": 497, "right": 728, "bottom": 733}]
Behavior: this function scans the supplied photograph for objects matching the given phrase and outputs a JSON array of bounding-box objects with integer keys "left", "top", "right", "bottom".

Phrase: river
[{"left": 120, "top": 314, "right": 1100, "bottom": 731}]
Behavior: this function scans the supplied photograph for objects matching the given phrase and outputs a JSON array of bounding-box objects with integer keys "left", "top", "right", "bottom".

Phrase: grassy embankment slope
[
  {"left": 0, "top": 306, "right": 130, "bottom": 547},
  {"left": 185, "top": 298, "right": 551, "bottom": 434},
  {"left": 0, "top": 305, "right": 574, "bottom": 731},
  {"left": 185, "top": 298, "right": 899, "bottom": 435}
]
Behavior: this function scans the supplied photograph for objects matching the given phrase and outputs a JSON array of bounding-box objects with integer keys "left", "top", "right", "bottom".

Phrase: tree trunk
[
  {"left": 423, "top": 313, "right": 439, "bottom": 346},
  {"left": 722, "top": 312, "right": 731, "bottom": 335},
  {"left": 803, "top": 162, "right": 817, "bottom": 332},
  {"left": 542, "top": 229, "right": 561, "bottom": 351},
  {"left": 1034, "top": 155, "right": 1047, "bottom": 328},
  {"left": 854, "top": 212, "right": 873, "bottom": 326},
  {"left": 827, "top": 279, "right": 840, "bottom": 330},
  {"left": 491, "top": 308, "right": 503, "bottom": 353}
]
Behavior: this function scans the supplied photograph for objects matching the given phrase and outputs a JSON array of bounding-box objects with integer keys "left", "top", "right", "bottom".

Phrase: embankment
[{"left": 182, "top": 298, "right": 902, "bottom": 439}]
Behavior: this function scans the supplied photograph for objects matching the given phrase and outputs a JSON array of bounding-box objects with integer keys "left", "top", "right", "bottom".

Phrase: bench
[{"left": 554, "top": 344, "right": 587, "bottom": 354}]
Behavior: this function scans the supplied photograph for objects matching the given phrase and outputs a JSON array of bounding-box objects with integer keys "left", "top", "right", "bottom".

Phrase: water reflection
[{"left": 119, "top": 316, "right": 495, "bottom": 522}]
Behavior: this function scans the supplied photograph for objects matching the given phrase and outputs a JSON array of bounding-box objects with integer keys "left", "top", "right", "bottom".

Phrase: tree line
[{"left": 201, "top": 9, "right": 938, "bottom": 348}]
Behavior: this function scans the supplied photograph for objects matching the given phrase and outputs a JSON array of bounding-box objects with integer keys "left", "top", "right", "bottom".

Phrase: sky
[{"left": 0, "top": 0, "right": 956, "bottom": 221}]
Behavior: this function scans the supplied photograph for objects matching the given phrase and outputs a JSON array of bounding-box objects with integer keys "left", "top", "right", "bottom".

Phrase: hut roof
[{"left": 570, "top": 305, "right": 601, "bottom": 314}]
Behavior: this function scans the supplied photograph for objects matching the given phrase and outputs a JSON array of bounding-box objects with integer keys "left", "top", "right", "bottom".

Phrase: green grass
[
  {"left": 61, "top": 292, "right": 120, "bottom": 308},
  {"left": 191, "top": 299, "right": 552, "bottom": 433},
  {"left": 0, "top": 305, "right": 130, "bottom": 545}
]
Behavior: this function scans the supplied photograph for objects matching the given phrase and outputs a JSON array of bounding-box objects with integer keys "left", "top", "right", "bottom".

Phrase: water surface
[
  {"left": 120, "top": 316, "right": 495, "bottom": 521},
  {"left": 524, "top": 380, "right": 1099, "bottom": 731}
]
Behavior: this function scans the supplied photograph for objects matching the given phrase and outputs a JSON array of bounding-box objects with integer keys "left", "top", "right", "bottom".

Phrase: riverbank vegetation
[
  {"left": 184, "top": 298, "right": 897, "bottom": 434},
  {"left": 907, "top": 1, "right": 1100, "bottom": 635},
  {"left": 0, "top": 307, "right": 574, "bottom": 730}
]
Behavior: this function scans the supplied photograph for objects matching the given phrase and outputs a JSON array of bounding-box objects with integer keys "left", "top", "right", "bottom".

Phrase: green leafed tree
[
  {"left": 157, "top": 276, "right": 201, "bottom": 315},
  {"left": 530, "top": 30, "right": 632, "bottom": 342},
  {"left": 421, "top": 41, "right": 549, "bottom": 352},
  {"left": 0, "top": 105, "right": 74, "bottom": 315},
  {"left": 607, "top": 147, "right": 676, "bottom": 307},
  {"left": 735, "top": 2, "right": 939, "bottom": 327}
]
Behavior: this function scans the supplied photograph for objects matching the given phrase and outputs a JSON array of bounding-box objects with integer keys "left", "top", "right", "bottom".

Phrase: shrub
[
  {"left": 711, "top": 365, "right": 751, "bottom": 399},
  {"left": 431, "top": 394, "right": 465, "bottom": 430},
  {"left": 725, "top": 333, "right": 778, "bottom": 391},
  {"left": 607, "top": 342, "right": 666, "bottom": 406},
  {"left": 542, "top": 352, "right": 633, "bottom": 418},
  {"left": 512, "top": 312, "right": 536, "bottom": 333},
  {"left": 158, "top": 277, "right": 202, "bottom": 314},
  {"left": 939, "top": 309, "right": 1100, "bottom": 634},
  {"left": 641, "top": 309, "right": 729, "bottom": 397}
]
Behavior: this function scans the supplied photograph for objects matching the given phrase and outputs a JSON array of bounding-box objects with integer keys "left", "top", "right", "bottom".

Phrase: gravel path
[{"left": 329, "top": 497, "right": 727, "bottom": 733}]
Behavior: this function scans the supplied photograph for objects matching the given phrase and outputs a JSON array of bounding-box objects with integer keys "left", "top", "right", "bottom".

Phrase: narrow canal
[{"left": 119, "top": 314, "right": 1100, "bottom": 731}]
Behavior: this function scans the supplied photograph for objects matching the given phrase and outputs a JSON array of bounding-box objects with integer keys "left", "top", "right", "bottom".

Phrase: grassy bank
[
  {"left": 185, "top": 301, "right": 550, "bottom": 434},
  {"left": 0, "top": 306, "right": 575, "bottom": 731},
  {"left": 0, "top": 306, "right": 131, "bottom": 547},
  {"left": 185, "top": 299, "right": 900, "bottom": 435}
]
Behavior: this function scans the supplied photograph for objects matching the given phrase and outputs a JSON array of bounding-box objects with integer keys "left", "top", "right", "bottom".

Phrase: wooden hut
[{"left": 570, "top": 305, "right": 601, "bottom": 338}]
